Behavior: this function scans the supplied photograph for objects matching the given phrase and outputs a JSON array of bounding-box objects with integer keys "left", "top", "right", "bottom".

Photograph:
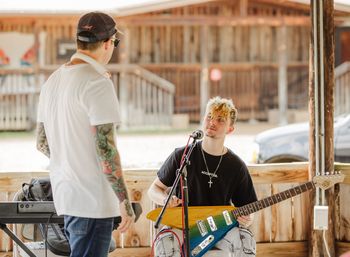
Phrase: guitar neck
[{"left": 232, "top": 181, "right": 315, "bottom": 218}]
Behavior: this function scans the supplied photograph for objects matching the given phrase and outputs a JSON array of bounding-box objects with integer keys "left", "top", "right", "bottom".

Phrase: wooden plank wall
[
  {"left": 127, "top": 25, "right": 309, "bottom": 64},
  {"left": 1, "top": 163, "right": 349, "bottom": 256},
  {"left": 0, "top": 0, "right": 314, "bottom": 125},
  {"left": 118, "top": 0, "right": 311, "bottom": 122},
  {"left": 1, "top": 0, "right": 348, "bottom": 126},
  {"left": 144, "top": 63, "right": 309, "bottom": 122},
  {"left": 130, "top": 22, "right": 310, "bottom": 122}
]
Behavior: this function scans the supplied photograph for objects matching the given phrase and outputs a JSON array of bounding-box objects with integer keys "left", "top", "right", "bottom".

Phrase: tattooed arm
[
  {"left": 93, "top": 123, "right": 134, "bottom": 232},
  {"left": 36, "top": 122, "right": 50, "bottom": 158}
]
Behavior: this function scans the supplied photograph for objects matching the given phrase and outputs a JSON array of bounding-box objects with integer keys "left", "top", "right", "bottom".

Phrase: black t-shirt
[{"left": 157, "top": 141, "right": 258, "bottom": 207}]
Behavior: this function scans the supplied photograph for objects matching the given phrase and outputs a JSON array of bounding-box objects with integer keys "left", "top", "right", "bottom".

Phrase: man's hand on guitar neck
[{"left": 237, "top": 213, "right": 254, "bottom": 228}]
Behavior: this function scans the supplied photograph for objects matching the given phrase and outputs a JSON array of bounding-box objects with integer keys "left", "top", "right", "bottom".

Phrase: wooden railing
[
  {"left": 0, "top": 64, "right": 175, "bottom": 131},
  {"left": 0, "top": 68, "right": 38, "bottom": 131},
  {"left": 39, "top": 64, "right": 175, "bottom": 129},
  {"left": 1, "top": 162, "right": 349, "bottom": 257},
  {"left": 143, "top": 62, "right": 309, "bottom": 122},
  {"left": 142, "top": 61, "right": 349, "bottom": 123},
  {"left": 3, "top": 61, "right": 348, "bottom": 131},
  {"left": 335, "top": 61, "right": 350, "bottom": 116}
]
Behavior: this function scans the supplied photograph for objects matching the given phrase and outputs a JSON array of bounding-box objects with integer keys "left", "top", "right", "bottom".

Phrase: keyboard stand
[{"left": 0, "top": 223, "right": 36, "bottom": 257}]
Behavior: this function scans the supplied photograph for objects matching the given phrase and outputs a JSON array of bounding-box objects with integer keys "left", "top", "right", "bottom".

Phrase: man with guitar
[{"left": 148, "top": 96, "right": 258, "bottom": 256}]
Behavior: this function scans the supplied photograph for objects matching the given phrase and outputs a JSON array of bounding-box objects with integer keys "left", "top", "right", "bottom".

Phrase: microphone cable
[
  {"left": 150, "top": 228, "right": 184, "bottom": 257},
  {"left": 44, "top": 212, "right": 55, "bottom": 257}
]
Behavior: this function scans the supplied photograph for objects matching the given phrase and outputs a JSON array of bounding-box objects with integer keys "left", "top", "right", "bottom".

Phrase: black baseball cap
[{"left": 77, "top": 12, "right": 118, "bottom": 43}]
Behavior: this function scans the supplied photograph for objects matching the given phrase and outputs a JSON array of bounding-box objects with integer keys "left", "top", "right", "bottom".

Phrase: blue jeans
[{"left": 64, "top": 215, "right": 114, "bottom": 257}]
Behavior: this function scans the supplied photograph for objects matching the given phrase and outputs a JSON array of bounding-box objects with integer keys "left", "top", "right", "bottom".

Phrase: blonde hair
[{"left": 205, "top": 96, "right": 238, "bottom": 125}]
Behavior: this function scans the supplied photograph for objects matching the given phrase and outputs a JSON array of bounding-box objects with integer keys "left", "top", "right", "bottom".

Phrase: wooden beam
[
  {"left": 119, "top": 15, "right": 311, "bottom": 26},
  {"left": 0, "top": 253, "right": 12, "bottom": 257},
  {"left": 0, "top": 242, "right": 310, "bottom": 257},
  {"left": 141, "top": 61, "right": 309, "bottom": 70},
  {"left": 118, "top": 26, "right": 130, "bottom": 129},
  {"left": 336, "top": 241, "right": 350, "bottom": 256},
  {"left": 277, "top": 24, "right": 288, "bottom": 125},
  {"left": 200, "top": 25, "right": 209, "bottom": 118},
  {"left": 183, "top": 7, "right": 190, "bottom": 63},
  {"left": 249, "top": 163, "right": 309, "bottom": 184},
  {"left": 239, "top": 0, "right": 248, "bottom": 17},
  {"left": 3, "top": 241, "right": 350, "bottom": 257},
  {"left": 257, "top": 241, "right": 308, "bottom": 257},
  {"left": 0, "top": 171, "right": 48, "bottom": 192},
  {"left": 309, "top": 0, "right": 336, "bottom": 256},
  {"left": 335, "top": 163, "right": 350, "bottom": 184},
  {"left": 0, "top": 163, "right": 347, "bottom": 188},
  {"left": 255, "top": 0, "right": 311, "bottom": 12},
  {"left": 109, "top": 247, "right": 151, "bottom": 257}
]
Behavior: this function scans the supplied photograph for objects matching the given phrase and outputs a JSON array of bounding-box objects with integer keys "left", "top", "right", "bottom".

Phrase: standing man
[
  {"left": 36, "top": 12, "right": 134, "bottom": 257},
  {"left": 148, "top": 96, "right": 258, "bottom": 256}
]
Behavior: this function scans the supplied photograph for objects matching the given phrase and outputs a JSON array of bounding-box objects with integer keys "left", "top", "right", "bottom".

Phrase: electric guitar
[{"left": 147, "top": 173, "right": 344, "bottom": 257}]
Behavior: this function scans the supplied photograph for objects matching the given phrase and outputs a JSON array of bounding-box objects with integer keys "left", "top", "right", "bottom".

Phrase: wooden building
[{"left": 0, "top": 0, "right": 350, "bottom": 130}]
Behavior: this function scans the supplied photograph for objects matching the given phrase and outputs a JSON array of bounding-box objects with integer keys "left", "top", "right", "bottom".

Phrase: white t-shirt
[{"left": 37, "top": 52, "right": 121, "bottom": 218}]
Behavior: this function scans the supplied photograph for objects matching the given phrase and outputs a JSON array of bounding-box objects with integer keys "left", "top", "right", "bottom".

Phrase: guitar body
[
  {"left": 147, "top": 206, "right": 238, "bottom": 257},
  {"left": 147, "top": 174, "right": 344, "bottom": 257}
]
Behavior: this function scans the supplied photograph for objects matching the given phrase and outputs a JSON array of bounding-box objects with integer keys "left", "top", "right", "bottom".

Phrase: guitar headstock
[{"left": 313, "top": 171, "right": 345, "bottom": 190}]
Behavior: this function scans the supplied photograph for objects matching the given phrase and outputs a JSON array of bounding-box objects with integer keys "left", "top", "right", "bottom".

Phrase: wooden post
[
  {"left": 278, "top": 24, "right": 288, "bottom": 125},
  {"left": 308, "top": 0, "right": 335, "bottom": 256},
  {"left": 183, "top": 7, "right": 190, "bottom": 63},
  {"left": 30, "top": 21, "right": 41, "bottom": 129},
  {"left": 118, "top": 27, "right": 130, "bottom": 129},
  {"left": 239, "top": 0, "right": 248, "bottom": 17},
  {"left": 200, "top": 25, "right": 209, "bottom": 118}
]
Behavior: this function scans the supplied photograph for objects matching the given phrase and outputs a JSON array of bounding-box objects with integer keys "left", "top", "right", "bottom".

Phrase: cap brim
[{"left": 116, "top": 27, "right": 124, "bottom": 36}]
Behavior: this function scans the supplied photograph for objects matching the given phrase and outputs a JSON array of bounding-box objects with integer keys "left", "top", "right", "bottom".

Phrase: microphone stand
[{"left": 154, "top": 138, "right": 199, "bottom": 257}]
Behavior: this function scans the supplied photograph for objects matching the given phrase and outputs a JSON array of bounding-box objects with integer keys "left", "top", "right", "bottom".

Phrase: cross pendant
[{"left": 208, "top": 179, "right": 213, "bottom": 188}]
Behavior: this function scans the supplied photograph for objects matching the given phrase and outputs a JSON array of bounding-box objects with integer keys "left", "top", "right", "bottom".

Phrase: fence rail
[
  {"left": 142, "top": 61, "right": 350, "bottom": 123},
  {"left": 0, "top": 162, "right": 349, "bottom": 256},
  {"left": 1, "top": 61, "right": 349, "bottom": 130},
  {"left": 0, "top": 64, "right": 175, "bottom": 131},
  {"left": 0, "top": 68, "right": 39, "bottom": 130}
]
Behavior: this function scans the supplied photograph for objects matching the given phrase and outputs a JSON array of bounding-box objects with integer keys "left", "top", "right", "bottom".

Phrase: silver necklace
[{"left": 200, "top": 146, "right": 224, "bottom": 188}]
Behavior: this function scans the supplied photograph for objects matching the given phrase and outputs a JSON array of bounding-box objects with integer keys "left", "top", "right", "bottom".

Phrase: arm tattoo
[
  {"left": 36, "top": 122, "right": 50, "bottom": 158},
  {"left": 93, "top": 124, "right": 133, "bottom": 217}
]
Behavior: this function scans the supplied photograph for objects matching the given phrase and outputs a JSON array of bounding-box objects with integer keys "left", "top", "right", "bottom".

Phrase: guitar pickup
[
  {"left": 206, "top": 216, "right": 217, "bottom": 231},
  {"left": 191, "top": 235, "right": 214, "bottom": 256},
  {"left": 196, "top": 220, "right": 208, "bottom": 237},
  {"left": 222, "top": 210, "right": 233, "bottom": 225}
]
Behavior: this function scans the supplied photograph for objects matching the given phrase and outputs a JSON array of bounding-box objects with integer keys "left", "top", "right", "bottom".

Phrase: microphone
[{"left": 190, "top": 130, "right": 203, "bottom": 140}]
